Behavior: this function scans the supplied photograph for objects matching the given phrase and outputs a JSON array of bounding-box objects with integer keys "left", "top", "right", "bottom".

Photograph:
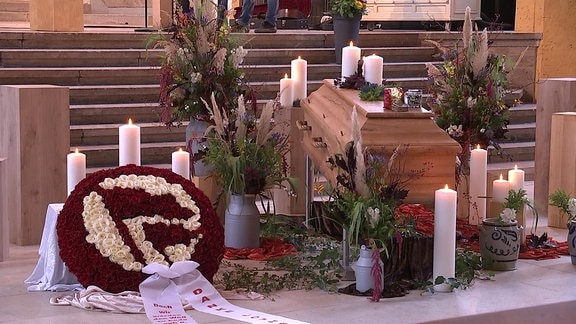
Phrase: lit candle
[
  {"left": 363, "top": 53, "right": 383, "bottom": 85},
  {"left": 67, "top": 148, "right": 86, "bottom": 196},
  {"left": 492, "top": 174, "right": 511, "bottom": 203},
  {"left": 341, "top": 41, "right": 361, "bottom": 79},
  {"left": 172, "top": 148, "right": 190, "bottom": 180},
  {"left": 279, "top": 73, "right": 293, "bottom": 108},
  {"left": 291, "top": 56, "right": 307, "bottom": 102},
  {"left": 119, "top": 118, "right": 141, "bottom": 166},
  {"left": 469, "top": 145, "right": 487, "bottom": 224},
  {"left": 433, "top": 184, "right": 457, "bottom": 292},
  {"left": 508, "top": 165, "right": 525, "bottom": 192}
]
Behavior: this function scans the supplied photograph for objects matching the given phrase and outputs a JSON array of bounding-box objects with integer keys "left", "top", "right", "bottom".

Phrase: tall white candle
[
  {"left": 67, "top": 148, "right": 86, "bottom": 196},
  {"left": 508, "top": 165, "right": 525, "bottom": 192},
  {"left": 172, "top": 148, "right": 190, "bottom": 180},
  {"left": 469, "top": 145, "right": 487, "bottom": 225},
  {"left": 119, "top": 118, "right": 141, "bottom": 166},
  {"left": 363, "top": 53, "right": 383, "bottom": 85},
  {"left": 341, "top": 41, "right": 361, "bottom": 79},
  {"left": 433, "top": 184, "right": 457, "bottom": 292},
  {"left": 291, "top": 56, "right": 307, "bottom": 102},
  {"left": 492, "top": 174, "right": 510, "bottom": 203},
  {"left": 279, "top": 73, "right": 293, "bottom": 108}
]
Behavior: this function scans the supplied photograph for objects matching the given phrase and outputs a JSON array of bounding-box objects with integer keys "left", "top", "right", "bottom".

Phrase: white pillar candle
[
  {"left": 508, "top": 165, "right": 525, "bottom": 192},
  {"left": 469, "top": 145, "right": 487, "bottom": 225},
  {"left": 492, "top": 174, "right": 511, "bottom": 203},
  {"left": 172, "top": 148, "right": 190, "bottom": 180},
  {"left": 67, "top": 148, "right": 86, "bottom": 196},
  {"left": 341, "top": 41, "right": 361, "bottom": 79},
  {"left": 433, "top": 184, "right": 457, "bottom": 292},
  {"left": 291, "top": 56, "right": 307, "bottom": 102},
  {"left": 119, "top": 118, "right": 141, "bottom": 166},
  {"left": 363, "top": 53, "right": 383, "bottom": 85},
  {"left": 279, "top": 73, "right": 293, "bottom": 108}
]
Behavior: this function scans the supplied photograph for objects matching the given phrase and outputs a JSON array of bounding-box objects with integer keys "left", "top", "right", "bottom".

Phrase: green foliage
[
  {"left": 549, "top": 189, "right": 576, "bottom": 223},
  {"left": 359, "top": 83, "right": 384, "bottom": 101},
  {"left": 329, "top": 0, "right": 368, "bottom": 18},
  {"left": 216, "top": 234, "right": 343, "bottom": 294},
  {"left": 503, "top": 188, "right": 529, "bottom": 214}
]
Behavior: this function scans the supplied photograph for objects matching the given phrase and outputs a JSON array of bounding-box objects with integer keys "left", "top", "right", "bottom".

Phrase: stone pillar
[
  {"left": 515, "top": 0, "right": 576, "bottom": 91},
  {"left": 153, "top": 0, "right": 173, "bottom": 30},
  {"left": 548, "top": 113, "right": 576, "bottom": 228},
  {"left": 0, "top": 85, "right": 70, "bottom": 245},
  {"left": 534, "top": 79, "right": 576, "bottom": 217},
  {"left": 0, "top": 157, "right": 8, "bottom": 261},
  {"left": 29, "top": 0, "right": 84, "bottom": 32}
]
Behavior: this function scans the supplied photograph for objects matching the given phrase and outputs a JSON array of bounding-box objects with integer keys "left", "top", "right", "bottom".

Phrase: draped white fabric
[{"left": 24, "top": 203, "right": 83, "bottom": 292}]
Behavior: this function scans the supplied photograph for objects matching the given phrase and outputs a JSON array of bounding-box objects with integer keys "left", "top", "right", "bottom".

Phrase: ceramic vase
[
  {"left": 224, "top": 194, "right": 260, "bottom": 249},
  {"left": 332, "top": 13, "right": 361, "bottom": 64},
  {"left": 353, "top": 245, "right": 384, "bottom": 293},
  {"left": 479, "top": 218, "right": 522, "bottom": 271},
  {"left": 568, "top": 220, "right": 576, "bottom": 265}
]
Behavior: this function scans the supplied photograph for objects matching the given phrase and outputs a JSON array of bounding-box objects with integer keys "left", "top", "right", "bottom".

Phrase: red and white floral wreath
[{"left": 57, "top": 165, "right": 224, "bottom": 293}]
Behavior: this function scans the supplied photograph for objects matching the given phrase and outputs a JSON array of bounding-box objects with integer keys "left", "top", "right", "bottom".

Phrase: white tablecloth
[{"left": 25, "top": 203, "right": 83, "bottom": 291}]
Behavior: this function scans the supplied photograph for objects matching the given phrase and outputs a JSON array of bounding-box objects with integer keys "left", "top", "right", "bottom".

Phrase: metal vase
[{"left": 224, "top": 194, "right": 261, "bottom": 249}]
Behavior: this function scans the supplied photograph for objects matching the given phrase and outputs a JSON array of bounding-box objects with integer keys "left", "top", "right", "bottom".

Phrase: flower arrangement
[
  {"left": 155, "top": 0, "right": 248, "bottom": 124},
  {"left": 202, "top": 94, "right": 293, "bottom": 196},
  {"left": 56, "top": 165, "right": 224, "bottom": 293},
  {"left": 549, "top": 189, "right": 576, "bottom": 224},
  {"left": 329, "top": 0, "right": 368, "bottom": 18},
  {"left": 425, "top": 7, "right": 516, "bottom": 174}
]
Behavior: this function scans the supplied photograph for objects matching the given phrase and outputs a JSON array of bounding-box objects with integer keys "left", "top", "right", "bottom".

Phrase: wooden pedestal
[
  {"left": 29, "top": 0, "right": 84, "bottom": 32},
  {"left": 300, "top": 80, "right": 461, "bottom": 208},
  {"left": 273, "top": 107, "right": 307, "bottom": 216},
  {"left": 0, "top": 85, "right": 70, "bottom": 245},
  {"left": 535, "top": 78, "right": 576, "bottom": 217},
  {"left": 548, "top": 112, "right": 576, "bottom": 228},
  {"left": 0, "top": 158, "right": 8, "bottom": 261}
]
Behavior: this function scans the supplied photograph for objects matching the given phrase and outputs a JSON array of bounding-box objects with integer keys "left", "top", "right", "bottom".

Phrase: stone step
[
  {"left": 508, "top": 103, "right": 536, "bottom": 124},
  {"left": 487, "top": 160, "right": 535, "bottom": 181},
  {"left": 0, "top": 48, "right": 163, "bottom": 67},
  {"left": 488, "top": 141, "right": 535, "bottom": 163},
  {"left": 242, "top": 46, "right": 437, "bottom": 65},
  {"left": 0, "top": 66, "right": 160, "bottom": 85},
  {"left": 69, "top": 84, "right": 159, "bottom": 105},
  {"left": 0, "top": 10, "right": 26, "bottom": 21},
  {"left": 70, "top": 102, "right": 161, "bottom": 124},
  {"left": 77, "top": 141, "right": 183, "bottom": 167},
  {"left": 503, "top": 122, "right": 536, "bottom": 143},
  {"left": 70, "top": 122, "right": 185, "bottom": 146},
  {"left": 0, "top": 0, "right": 28, "bottom": 12}
]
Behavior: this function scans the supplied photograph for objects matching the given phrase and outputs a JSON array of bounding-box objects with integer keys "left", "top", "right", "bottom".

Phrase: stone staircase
[{"left": 0, "top": 28, "right": 536, "bottom": 179}]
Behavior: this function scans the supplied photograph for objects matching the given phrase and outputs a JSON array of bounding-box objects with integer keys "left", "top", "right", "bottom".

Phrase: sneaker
[
  {"left": 254, "top": 21, "right": 277, "bottom": 33},
  {"left": 230, "top": 20, "right": 249, "bottom": 33}
]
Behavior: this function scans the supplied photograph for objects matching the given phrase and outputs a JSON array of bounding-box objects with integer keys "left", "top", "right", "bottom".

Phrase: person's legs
[
  {"left": 237, "top": 0, "right": 255, "bottom": 26},
  {"left": 264, "top": 0, "right": 278, "bottom": 26}
]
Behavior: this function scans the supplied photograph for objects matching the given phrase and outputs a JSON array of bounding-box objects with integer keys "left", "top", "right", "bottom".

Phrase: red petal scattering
[{"left": 224, "top": 237, "right": 298, "bottom": 261}]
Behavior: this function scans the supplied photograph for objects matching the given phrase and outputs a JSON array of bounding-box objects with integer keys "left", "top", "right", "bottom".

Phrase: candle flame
[
  {"left": 444, "top": 184, "right": 449, "bottom": 190},
  {"left": 372, "top": 53, "right": 376, "bottom": 56},
  {"left": 476, "top": 144, "right": 481, "bottom": 149},
  {"left": 298, "top": 56, "right": 301, "bottom": 60},
  {"left": 75, "top": 148, "right": 79, "bottom": 154},
  {"left": 499, "top": 174, "right": 504, "bottom": 181},
  {"left": 349, "top": 41, "right": 354, "bottom": 47},
  {"left": 514, "top": 165, "right": 518, "bottom": 170},
  {"left": 178, "top": 148, "right": 183, "bottom": 152},
  {"left": 128, "top": 118, "right": 133, "bottom": 125},
  {"left": 284, "top": 73, "right": 288, "bottom": 79}
]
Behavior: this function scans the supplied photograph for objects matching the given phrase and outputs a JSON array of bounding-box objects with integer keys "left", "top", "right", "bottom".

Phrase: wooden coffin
[{"left": 299, "top": 80, "right": 461, "bottom": 207}]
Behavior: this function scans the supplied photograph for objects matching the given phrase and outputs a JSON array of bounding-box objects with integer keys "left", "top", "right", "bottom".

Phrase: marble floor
[{"left": 1, "top": 182, "right": 576, "bottom": 323}]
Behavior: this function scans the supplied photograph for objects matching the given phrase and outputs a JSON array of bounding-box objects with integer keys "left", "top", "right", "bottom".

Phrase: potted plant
[
  {"left": 479, "top": 189, "right": 526, "bottom": 271},
  {"left": 329, "top": 0, "right": 368, "bottom": 64},
  {"left": 548, "top": 189, "right": 576, "bottom": 264},
  {"left": 202, "top": 94, "right": 294, "bottom": 249},
  {"left": 154, "top": 2, "right": 249, "bottom": 176}
]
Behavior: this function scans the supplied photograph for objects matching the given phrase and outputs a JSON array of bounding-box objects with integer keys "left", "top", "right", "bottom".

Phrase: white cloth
[{"left": 24, "top": 203, "right": 83, "bottom": 292}]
